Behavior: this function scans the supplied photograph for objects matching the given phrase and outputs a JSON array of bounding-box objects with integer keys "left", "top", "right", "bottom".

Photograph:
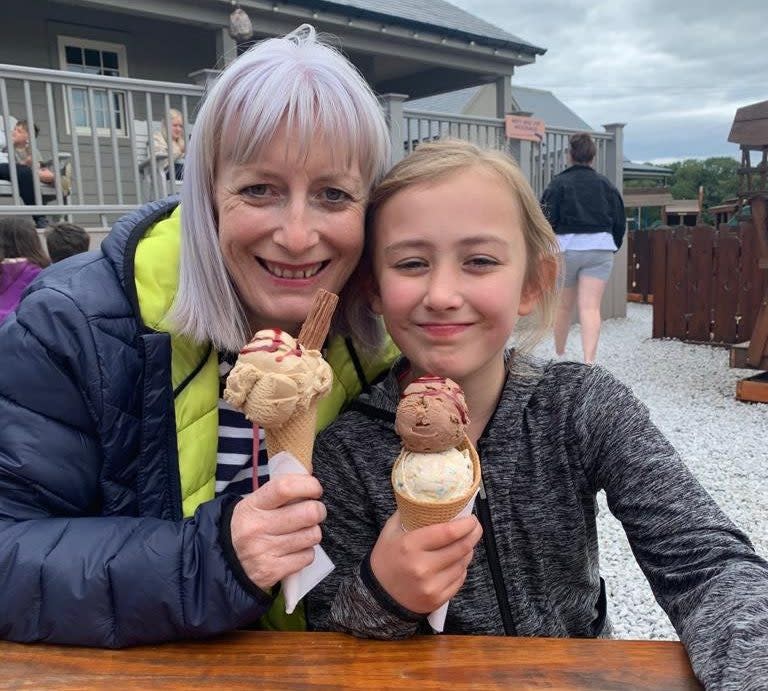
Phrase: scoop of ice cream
[
  {"left": 393, "top": 447, "right": 473, "bottom": 502},
  {"left": 223, "top": 328, "right": 332, "bottom": 426},
  {"left": 395, "top": 376, "right": 470, "bottom": 453}
]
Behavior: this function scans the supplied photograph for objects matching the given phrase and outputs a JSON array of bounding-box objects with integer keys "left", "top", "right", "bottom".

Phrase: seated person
[
  {"left": 149, "top": 108, "right": 185, "bottom": 181},
  {"left": 0, "top": 118, "right": 55, "bottom": 228},
  {"left": 307, "top": 140, "right": 768, "bottom": 690},
  {"left": 45, "top": 222, "right": 90, "bottom": 263}
]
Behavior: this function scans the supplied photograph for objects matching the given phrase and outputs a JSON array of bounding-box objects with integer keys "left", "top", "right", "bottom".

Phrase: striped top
[{"left": 215, "top": 355, "right": 269, "bottom": 497}]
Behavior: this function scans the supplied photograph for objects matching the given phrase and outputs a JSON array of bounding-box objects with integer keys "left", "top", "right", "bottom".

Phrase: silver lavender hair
[{"left": 169, "top": 24, "right": 391, "bottom": 351}]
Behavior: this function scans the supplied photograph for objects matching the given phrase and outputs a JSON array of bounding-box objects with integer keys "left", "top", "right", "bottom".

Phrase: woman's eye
[
  {"left": 241, "top": 184, "right": 271, "bottom": 198},
  {"left": 322, "top": 187, "right": 351, "bottom": 203}
]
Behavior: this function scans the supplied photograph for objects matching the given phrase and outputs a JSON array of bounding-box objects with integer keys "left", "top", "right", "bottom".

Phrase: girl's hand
[
  {"left": 230, "top": 474, "right": 326, "bottom": 590},
  {"left": 369, "top": 512, "right": 482, "bottom": 613}
]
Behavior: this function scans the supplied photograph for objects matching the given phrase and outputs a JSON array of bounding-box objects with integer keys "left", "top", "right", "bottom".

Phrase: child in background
[
  {"left": 307, "top": 140, "right": 768, "bottom": 689},
  {"left": 45, "top": 222, "right": 90, "bottom": 263},
  {"left": 12, "top": 120, "right": 54, "bottom": 186},
  {"left": 0, "top": 216, "right": 50, "bottom": 322}
]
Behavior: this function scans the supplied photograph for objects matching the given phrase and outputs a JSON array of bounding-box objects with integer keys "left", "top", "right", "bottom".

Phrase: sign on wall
[{"left": 505, "top": 115, "right": 545, "bottom": 142}]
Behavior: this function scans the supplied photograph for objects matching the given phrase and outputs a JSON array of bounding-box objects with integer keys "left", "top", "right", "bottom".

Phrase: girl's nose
[
  {"left": 273, "top": 202, "right": 319, "bottom": 255},
  {"left": 424, "top": 267, "right": 463, "bottom": 311}
]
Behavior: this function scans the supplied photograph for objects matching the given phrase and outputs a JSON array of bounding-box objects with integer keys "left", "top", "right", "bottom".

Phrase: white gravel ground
[{"left": 532, "top": 302, "right": 768, "bottom": 640}]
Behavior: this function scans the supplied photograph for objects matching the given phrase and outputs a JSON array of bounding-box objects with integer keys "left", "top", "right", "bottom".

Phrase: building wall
[{"left": 1, "top": 1, "right": 217, "bottom": 224}]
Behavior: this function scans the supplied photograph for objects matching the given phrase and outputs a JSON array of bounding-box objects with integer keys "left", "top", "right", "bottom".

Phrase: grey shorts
[{"left": 561, "top": 250, "right": 614, "bottom": 287}]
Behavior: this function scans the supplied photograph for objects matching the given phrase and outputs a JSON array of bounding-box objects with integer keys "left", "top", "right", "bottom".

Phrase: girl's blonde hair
[{"left": 346, "top": 139, "right": 560, "bottom": 352}]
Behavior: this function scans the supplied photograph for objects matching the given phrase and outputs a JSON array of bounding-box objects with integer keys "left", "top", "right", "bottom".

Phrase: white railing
[
  {"left": 1, "top": 71, "right": 622, "bottom": 226},
  {"left": 0, "top": 63, "right": 203, "bottom": 226}
]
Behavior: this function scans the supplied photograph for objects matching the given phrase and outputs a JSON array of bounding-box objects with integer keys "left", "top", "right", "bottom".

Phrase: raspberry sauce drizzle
[{"left": 239, "top": 328, "right": 302, "bottom": 362}]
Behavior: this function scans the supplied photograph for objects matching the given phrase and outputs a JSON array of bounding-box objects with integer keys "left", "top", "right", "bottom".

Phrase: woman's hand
[
  {"left": 370, "top": 512, "right": 482, "bottom": 613},
  {"left": 230, "top": 474, "right": 325, "bottom": 590}
]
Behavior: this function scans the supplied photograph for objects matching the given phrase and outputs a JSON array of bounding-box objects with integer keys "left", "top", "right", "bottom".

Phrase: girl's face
[
  {"left": 215, "top": 124, "right": 367, "bottom": 335},
  {"left": 371, "top": 167, "right": 538, "bottom": 389}
]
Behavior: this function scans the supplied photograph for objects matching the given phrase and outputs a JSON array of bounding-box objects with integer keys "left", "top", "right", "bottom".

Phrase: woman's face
[
  {"left": 215, "top": 125, "right": 367, "bottom": 335},
  {"left": 170, "top": 116, "right": 184, "bottom": 142}
]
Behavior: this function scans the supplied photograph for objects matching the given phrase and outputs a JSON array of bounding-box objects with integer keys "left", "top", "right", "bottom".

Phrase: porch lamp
[{"left": 229, "top": 2, "right": 254, "bottom": 42}]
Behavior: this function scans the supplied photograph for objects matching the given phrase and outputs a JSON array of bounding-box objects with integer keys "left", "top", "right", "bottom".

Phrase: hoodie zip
[{"left": 476, "top": 474, "right": 517, "bottom": 636}]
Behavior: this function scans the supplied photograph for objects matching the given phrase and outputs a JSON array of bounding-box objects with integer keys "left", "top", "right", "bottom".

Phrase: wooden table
[{"left": 0, "top": 631, "right": 702, "bottom": 690}]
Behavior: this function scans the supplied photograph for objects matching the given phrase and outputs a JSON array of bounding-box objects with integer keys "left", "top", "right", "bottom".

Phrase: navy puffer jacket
[{"left": 0, "top": 199, "right": 269, "bottom": 647}]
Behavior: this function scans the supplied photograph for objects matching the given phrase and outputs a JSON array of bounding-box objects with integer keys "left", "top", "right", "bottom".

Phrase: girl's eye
[
  {"left": 466, "top": 256, "right": 499, "bottom": 269},
  {"left": 322, "top": 187, "right": 352, "bottom": 203},
  {"left": 393, "top": 258, "right": 428, "bottom": 271}
]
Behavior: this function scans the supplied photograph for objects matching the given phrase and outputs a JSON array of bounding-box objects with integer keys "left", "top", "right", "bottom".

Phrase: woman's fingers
[
  {"left": 250, "top": 474, "right": 323, "bottom": 511},
  {"left": 228, "top": 474, "right": 328, "bottom": 590}
]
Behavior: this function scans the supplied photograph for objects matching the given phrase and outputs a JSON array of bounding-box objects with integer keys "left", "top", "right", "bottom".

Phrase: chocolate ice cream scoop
[{"left": 395, "top": 375, "right": 470, "bottom": 453}]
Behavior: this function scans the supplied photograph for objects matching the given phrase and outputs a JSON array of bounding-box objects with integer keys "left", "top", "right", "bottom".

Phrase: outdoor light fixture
[{"left": 228, "top": 2, "right": 254, "bottom": 42}]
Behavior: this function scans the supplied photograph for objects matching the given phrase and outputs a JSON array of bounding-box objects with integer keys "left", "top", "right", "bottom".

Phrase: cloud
[{"left": 449, "top": 0, "right": 766, "bottom": 162}]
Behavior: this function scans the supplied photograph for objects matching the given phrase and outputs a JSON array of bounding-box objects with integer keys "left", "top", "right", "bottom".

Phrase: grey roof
[
  {"left": 623, "top": 160, "right": 673, "bottom": 176},
  {"left": 510, "top": 86, "right": 593, "bottom": 131},
  {"left": 304, "top": 1, "right": 545, "bottom": 53},
  {"left": 406, "top": 85, "right": 481, "bottom": 114},
  {"left": 406, "top": 84, "right": 594, "bottom": 132}
]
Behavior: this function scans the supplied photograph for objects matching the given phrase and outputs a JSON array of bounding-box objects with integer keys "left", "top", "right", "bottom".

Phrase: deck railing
[
  {"left": 1, "top": 67, "right": 622, "bottom": 226},
  {"left": 1, "top": 63, "right": 203, "bottom": 226}
]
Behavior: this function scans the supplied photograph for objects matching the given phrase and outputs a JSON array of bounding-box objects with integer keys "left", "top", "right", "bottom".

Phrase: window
[{"left": 57, "top": 37, "right": 128, "bottom": 136}]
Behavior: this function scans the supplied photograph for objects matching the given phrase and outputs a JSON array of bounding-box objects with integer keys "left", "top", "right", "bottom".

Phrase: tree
[{"left": 667, "top": 157, "right": 740, "bottom": 214}]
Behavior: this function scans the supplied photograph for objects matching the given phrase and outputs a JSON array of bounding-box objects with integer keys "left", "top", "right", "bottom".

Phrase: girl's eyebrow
[{"left": 383, "top": 234, "right": 507, "bottom": 255}]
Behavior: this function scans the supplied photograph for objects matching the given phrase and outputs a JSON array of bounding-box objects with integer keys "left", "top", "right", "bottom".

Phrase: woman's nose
[
  {"left": 273, "top": 201, "right": 319, "bottom": 255},
  {"left": 424, "top": 267, "right": 462, "bottom": 311}
]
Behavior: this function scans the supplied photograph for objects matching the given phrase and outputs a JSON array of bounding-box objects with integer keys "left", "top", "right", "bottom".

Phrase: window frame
[{"left": 57, "top": 35, "right": 129, "bottom": 138}]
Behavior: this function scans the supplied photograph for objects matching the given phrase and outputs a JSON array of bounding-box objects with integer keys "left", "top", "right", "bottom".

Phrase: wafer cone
[
  {"left": 264, "top": 405, "right": 318, "bottom": 473},
  {"left": 392, "top": 435, "right": 480, "bottom": 532}
]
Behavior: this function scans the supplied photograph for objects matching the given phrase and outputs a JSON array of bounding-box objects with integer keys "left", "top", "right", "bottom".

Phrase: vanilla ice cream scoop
[
  {"left": 393, "top": 447, "right": 474, "bottom": 502},
  {"left": 223, "top": 329, "right": 332, "bottom": 426},
  {"left": 395, "top": 376, "right": 470, "bottom": 453}
]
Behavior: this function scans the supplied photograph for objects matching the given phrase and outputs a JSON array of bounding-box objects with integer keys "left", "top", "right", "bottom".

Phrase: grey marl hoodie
[{"left": 306, "top": 357, "right": 768, "bottom": 691}]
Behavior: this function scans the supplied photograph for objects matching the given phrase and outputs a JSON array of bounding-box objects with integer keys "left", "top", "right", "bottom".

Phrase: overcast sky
[{"left": 450, "top": 0, "right": 765, "bottom": 164}]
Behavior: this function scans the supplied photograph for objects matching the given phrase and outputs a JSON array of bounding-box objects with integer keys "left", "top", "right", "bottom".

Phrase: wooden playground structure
[{"left": 727, "top": 99, "right": 768, "bottom": 402}]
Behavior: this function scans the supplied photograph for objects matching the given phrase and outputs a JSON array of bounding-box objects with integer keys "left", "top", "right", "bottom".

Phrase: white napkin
[
  {"left": 427, "top": 488, "right": 480, "bottom": 632},
  {"left": 267, "top": 451, "right": 335, "bottom": 614}
]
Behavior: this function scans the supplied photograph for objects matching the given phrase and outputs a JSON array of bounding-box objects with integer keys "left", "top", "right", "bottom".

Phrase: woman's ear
[{"left": 518, "top": 254, "right": 558, "bottom": 316}]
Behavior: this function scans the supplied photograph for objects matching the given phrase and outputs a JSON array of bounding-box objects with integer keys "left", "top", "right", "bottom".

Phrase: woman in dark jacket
[
  {"left": 541, "top": 132, "right": 626, "bottom": 364},
  {"left": 0, "top": 24, "right": 395, "bottom": 647}
]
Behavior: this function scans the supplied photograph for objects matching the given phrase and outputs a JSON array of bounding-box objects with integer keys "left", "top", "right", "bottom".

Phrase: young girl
[
  {"left": 307, "top": 140, "right": 768, "bottom": 688},
  {"left": 0, "top": 216, "right": 50, "bottom": 322}
]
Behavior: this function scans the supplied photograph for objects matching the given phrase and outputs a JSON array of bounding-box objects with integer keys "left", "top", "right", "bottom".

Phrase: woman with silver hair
[{"left": 0, "top": 25, "right": 396, "bottom": 647}]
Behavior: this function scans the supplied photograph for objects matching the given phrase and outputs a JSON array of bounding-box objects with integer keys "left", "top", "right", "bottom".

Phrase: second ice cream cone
[
  {"left": 264, "top": 404, "right": 318, "bottom": 473},
  {"left": 393, "top": 435, "right": 480, "bottom": 532}
]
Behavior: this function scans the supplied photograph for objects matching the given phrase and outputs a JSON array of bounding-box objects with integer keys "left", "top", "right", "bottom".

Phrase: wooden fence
[
  {"left": 649, "top": 222, "right": 766, "bottom": 344},
  {"left": 627, "top": 229, "right": 654, "bottom": 303}
]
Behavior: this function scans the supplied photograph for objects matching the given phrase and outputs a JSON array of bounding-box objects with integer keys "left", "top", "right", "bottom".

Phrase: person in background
[
  {"left": 540, "top": 132, "right": 626, "bottom": 364},
  {"left": 0, "top": 24, "right": 396, "bottom": 648},
  {"left": 307, "top": 140, "right": 768, "bottom": 690},
  {"left": 151, "top": 108, "right": 186, "bottom": 181},
  {"left": 45, "top": 221, "right": 90, "bottom": 263},
  {"left": 0, "top": 216, "right": 50, "bottom": 322},
  {"left": 0, "top": 119, "right": 54, "bottom": 228}
]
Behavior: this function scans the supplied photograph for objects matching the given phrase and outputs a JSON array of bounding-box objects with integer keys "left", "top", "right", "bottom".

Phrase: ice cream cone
[
  {"left": 392, "top": 435, "right": 480, "bottom": 532},
  {"left": 264, "top": 404, "right": 318, "bottom": 473}
]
